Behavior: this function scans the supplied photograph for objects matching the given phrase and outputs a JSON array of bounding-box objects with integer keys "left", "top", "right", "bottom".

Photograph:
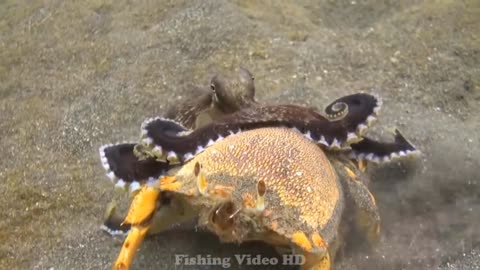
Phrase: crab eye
[{"left": 194, "top": 162, "right": 200, "bottom": 177}]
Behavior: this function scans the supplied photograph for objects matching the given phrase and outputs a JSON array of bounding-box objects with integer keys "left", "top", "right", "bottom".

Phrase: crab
[
  {"left": 112, "top": 127, "right": 379, "bottom": 270},
  {"left": 98, "top": 68, "right": 420, "bottom": 269}
]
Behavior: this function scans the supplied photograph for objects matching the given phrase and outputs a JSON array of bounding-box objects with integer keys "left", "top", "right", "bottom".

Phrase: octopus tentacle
[
  {"left": 324, "top": 93, "right": 381, "bottom": 139},
  {"left": 139, "top": 94, "right": 380, "bottom": 162},
  {"left": 349, "top": 129, "right": 421, "bottom": 163},
  {"left": 140, "top": 116, "right": 243, "bottom": 163},
  {"left": 100, "top": 203, "right": 131, "bottom": 236},
  {"left": 163, "top": 86, "right": 213, "bottom": 129},
  {"left": 99, "top": 143, "right": 169, "bottom": 193},
  {"left": 138, "top": 117, "right": 194, "bottom": 162}
]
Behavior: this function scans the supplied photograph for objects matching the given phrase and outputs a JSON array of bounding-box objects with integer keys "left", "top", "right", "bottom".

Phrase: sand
[{"left": 1, "top": 1, "right": 479, "bottom": 269}]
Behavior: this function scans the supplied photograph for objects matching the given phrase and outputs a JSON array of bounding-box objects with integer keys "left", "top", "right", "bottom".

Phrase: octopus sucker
[
  {"left": 183, "top": 152, "right": 194, "bottom": 161},
  {"left": 100, "top": 223, "right": 129, "bottom": 237},
  {"left": 128, "top": 181, "right": 142, "bottom": 193},
  {"left": 356, "top": 124, "right": 369, "bottom": 135},
  {"left": 101, "top": 158, "right": 110, "bottom": 171},
  {"left": 114, "top": 179, "right": 127, "bottom": 190},
  {"left": 141, "top": 137, "right": 153, "bottom": 146},
  {"left": 140, "top": 128, "right": 148, "bottom": 137},
  {"left": 166, "top": 151, "right": 180, "bottom": 164},
  {"left": 366, "top": 115, "right": 377, "bottom": 126},
  {"left": 346, "top": 132, "right": 360, "bottom": 144},
  {"left": 330, "top": 138, "right": 342, "bottom": 150},
  {"left": 99, "top": 144, "right": 113, "bottom": 169},
  {"left": 290, "top": 126, "right": 302, "bottom": 134},
  {"left": 195, "top": 145, "right": 205, "bottom": 155},
  {"left": 206, "top": 139, "right": 215, "bottom": 147},
  {"left": 151, "top": 145, "right": 163, "bottom": 157},
  {"left": 106, "top": 171, "right": 117, "bottom": 182},
  {"left": 318, "top": 136, "right": 329, "bottom": 147},
  {"left": 304, "top": 130, "right": 313, "bottom": 140}
]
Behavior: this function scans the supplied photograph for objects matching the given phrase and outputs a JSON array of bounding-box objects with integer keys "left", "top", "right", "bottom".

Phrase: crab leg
[
  {"left": 341, "top": 165, "right": 381, "bottom": 246},
  {"left": 301, "top": 252, "right": 331, "bottom": 270},
  {"left": 114, "top": 225, "right": 149, "bottom": 270},
  {"left": 290, "top": 231, "right": 331, "bottom": 270},
  {"left": 113, "top": 185, "right": 160, "bottom": 270},
  {"left": 357, "top": 159, "right": 367, "bottom": 172}
]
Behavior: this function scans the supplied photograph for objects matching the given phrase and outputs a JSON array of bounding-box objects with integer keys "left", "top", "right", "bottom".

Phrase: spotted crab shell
[{"left": 165, "top": 127, "right": 344, "bottom": 250}]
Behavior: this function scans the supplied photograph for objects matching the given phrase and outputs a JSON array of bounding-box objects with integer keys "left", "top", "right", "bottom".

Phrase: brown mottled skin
[
  {"left": 210, "top": 67, "right": 256, "bottom": 113},
  {"left": 163, "top": 86, "right": 213, "bottom": 129},
  {"left": 164, "top": 67, "right": 256, "bottom": 129}
]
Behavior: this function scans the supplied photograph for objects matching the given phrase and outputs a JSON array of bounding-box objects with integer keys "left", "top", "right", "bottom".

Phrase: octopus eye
[{"left": 210, "top": 83, "right": 216, "bottom": 92}]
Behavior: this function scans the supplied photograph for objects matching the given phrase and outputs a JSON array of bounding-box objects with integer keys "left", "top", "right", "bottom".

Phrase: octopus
[{"left": 99, "top": 67, "right": 420, "bottom": 194}]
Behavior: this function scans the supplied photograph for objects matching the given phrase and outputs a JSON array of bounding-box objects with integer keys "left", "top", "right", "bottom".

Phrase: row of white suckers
[
  {"left": 137, "top": 101, "right": 381, "bottom": 166},
  {"left": 99, "top": 143, "right": 160, "bottom": 193},
  {"left": 99, "top": 97, "right": 418, "bottom": 193}
]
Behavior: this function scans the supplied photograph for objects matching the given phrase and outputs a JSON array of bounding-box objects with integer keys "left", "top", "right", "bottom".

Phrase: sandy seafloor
[{"left": 0, "top": 1, "right": 479, "bottom": 269}]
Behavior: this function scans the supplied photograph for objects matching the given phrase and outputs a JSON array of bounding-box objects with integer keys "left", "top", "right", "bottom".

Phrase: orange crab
[{"left": 112, "top": 127, "right": 380, "bottom": 270}]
